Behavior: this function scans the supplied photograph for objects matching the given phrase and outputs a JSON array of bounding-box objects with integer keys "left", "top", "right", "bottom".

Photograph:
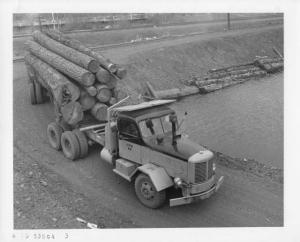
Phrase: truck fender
[{"left": 137, "top": 163, "right": 174, "bottom": 192}]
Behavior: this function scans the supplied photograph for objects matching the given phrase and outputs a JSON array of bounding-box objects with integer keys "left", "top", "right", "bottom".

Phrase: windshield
[{"left": 139, "top": 115, "right": 174, "bottom": 138}]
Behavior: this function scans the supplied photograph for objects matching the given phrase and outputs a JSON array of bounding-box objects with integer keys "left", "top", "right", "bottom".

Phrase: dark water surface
[{"left": 172, "top": 73, "right": 283, "bottom": 168}]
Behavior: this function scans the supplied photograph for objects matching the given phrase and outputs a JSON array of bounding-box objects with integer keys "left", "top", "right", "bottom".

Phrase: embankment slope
[{"left": 120, "top": 27, "right": 283, "bottom": 95}]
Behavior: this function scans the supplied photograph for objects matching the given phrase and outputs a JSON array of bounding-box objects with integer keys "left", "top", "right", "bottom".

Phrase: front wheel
[{"left": 134, "top": 173, "right": 166, "bottom": 209}]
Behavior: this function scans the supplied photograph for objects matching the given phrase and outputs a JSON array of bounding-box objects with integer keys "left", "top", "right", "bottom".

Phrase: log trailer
[{"left": 29, "top": 77, "right": 224, "bottom": 208}]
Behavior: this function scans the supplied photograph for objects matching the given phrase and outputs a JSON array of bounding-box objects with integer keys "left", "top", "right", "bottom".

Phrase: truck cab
[{"left": 101, "top": 100, "right": 224, "bottom": 208}]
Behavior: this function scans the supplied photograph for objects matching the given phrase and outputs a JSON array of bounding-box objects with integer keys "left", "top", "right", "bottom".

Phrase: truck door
[{"left": 117, "top": 117, "right": 142, "bottom": 163}]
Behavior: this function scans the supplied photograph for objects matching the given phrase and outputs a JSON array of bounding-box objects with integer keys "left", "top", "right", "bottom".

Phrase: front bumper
[{"left": 169, "top": 176, "right": 224, "bottom": 207}]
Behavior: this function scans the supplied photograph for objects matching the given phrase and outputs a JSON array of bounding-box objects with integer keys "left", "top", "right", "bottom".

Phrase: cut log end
[
  {"left": 82, "top": 72, "right": 96, "bottom": 86},
  {"left": 91, "top": 103, "right": 108, "bottom": 121},
  {"left": 84, "top": 86, "right": 97, "bottom": 96},
  {"left": 96, "top": 68, "right": 111, "bottom": 84},
  {"left": 108, "top": 97, "right": 117, "bottom": 105},
  {"left": 78, "top": 91, "right": 96, "bottom": 111},
  {"left": 95, "top": 84, "right": 112, "bottom": 103},
  {"left": 88, "top": 60, "right": 100, "bottom": 73}
]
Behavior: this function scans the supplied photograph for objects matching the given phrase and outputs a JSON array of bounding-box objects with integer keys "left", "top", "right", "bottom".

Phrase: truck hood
[{"left": 143, "top": 134, "right": 207, "bottom": 161}]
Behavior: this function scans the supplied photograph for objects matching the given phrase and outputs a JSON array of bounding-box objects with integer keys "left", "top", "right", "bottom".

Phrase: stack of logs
[
  {"left": 186, "top": 56, "right": 283, "bottom": 94},
  {"left": 144, "top": 55, "right": 284, "bottom": 99},
  {"left": 25, "top": 29, "right": 127, "bottom": 126}
]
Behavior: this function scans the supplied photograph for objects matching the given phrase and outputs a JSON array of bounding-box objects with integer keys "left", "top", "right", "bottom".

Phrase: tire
[
  {"left": 61, "top": 131, "right": 80, "bottom": 160},
  {"left": 47, "top": 122, "right": 63, "bottom": 150},
  {"left": 134, "top": 173, "right": 166, "bottom": 209},
  {"left": 29, "top": 83, "right": 37, "bottom": 105},
  {"left": 41, "top": 87, "right": 48, "bottom": 102},
  {"left": 34, "top": 81, "right": 43, "bottom": 104},
  {"left": 73, "top": 129, "right": 88, "bottom": 158}
]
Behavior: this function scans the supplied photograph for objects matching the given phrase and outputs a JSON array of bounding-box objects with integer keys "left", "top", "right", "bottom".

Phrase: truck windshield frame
[{"left": 138, "top": 114, "right": 175, "bottom": 138}]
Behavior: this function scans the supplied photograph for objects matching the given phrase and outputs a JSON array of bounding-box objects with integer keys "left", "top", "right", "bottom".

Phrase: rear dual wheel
[
  {"left": 61, "top": 130, "right": 88, "bottom": 160},
  {"left": 47, "top": 122, "right": 63, "bottom": 150},
  {"left": 34, "top": 81, "right": 43, "bottom": 104},
  {"left": 73, "top": 129, "right": 88, "bottom": 158},
  {"left": 29, "top": 81, "right": 45, "bottom": 105},
  {"left": 61, "top": 131, "right": 80, "bottom": 160},
  {"left": 29, "top": 83, "right": 37, "bottom": 105}
]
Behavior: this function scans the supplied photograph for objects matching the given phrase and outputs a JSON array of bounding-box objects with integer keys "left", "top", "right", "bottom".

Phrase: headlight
[
  {"left": 213, "top": 162, "right": 216, "bottom": 171},
  {"left": 174, "top": 177, "right": 183, "bottom": 187}
]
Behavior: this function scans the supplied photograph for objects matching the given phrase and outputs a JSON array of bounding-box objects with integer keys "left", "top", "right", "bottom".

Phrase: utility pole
[{"left": 227, "top": 13, "right": 231, "bottom": 30}]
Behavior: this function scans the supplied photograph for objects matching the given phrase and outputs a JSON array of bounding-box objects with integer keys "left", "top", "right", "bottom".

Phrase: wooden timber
[
  {"left": 33, "top": 31, "right": 100, "bottom": 73},
  {"left": 26, "top": 40, "right": 95, "bottom": 87}
]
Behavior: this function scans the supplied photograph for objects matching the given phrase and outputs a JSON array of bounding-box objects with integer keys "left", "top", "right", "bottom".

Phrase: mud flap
[{"left": 138, "top": 163, "right": 174, "bottom": 192}]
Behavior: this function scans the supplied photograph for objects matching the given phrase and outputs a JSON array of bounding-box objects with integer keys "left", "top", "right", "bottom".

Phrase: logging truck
[{"left": 29, "top": 77, "right": 223, "bottom": 208}]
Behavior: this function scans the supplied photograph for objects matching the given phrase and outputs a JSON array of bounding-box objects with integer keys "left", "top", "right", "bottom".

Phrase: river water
[{"left": 172, "top": 73, "right": 283, "bottom": 169}]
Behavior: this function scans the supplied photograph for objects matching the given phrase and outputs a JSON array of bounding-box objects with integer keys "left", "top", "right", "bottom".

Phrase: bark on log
[
  {"left": 95, "top": 84, "right": 112, "bottom": 103},
  {"left": 33, "top": 31, "right": 100, "bottom": 73},
  {"left": 44, "top": 29, "right": 118, "bottom": 73},
  {"left": 208, "top": 67, "right": 261, "bottom": 79},
  {"left": 61, "top": 101, "right": 84, "bottom": 125},
  {"left": 91, "top": 103, "right": 108, "bottom": 121},
  {"left": 26, "top": 40, "right": 95, "bottom": 87},
  {"left": 155, "top": 88, "right": 181, "bottom": 99},
  {"left": 208, "top": 63, "right": 254, "bottom": 73},
  {"left": 196, "top": 70, "right": 266, "bottom": 88},
  {"left": 178, "top": 86, "right": 200, "bottom": 96},
  {"left": 255, "top": 57, "right": 283, "bottom": 65},
  {"left": 78, "top": 90, "right": 96, "bottom": 111},
  {"left": 150, "top": 86, "right": 200, "bottom": 99},
  {"left": 261, "top": 62, "right": 283, "bottom": 73},
  {"left": 202, "top": 83, "right": 223, "bottom": 93},
  {"left": 24, "top": 53, "right": 80, "bottom": 105}
]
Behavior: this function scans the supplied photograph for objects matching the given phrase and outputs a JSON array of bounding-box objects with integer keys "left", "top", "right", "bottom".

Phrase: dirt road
[{"left": 13, "top": 24, "right": 283, "bottom": 228}]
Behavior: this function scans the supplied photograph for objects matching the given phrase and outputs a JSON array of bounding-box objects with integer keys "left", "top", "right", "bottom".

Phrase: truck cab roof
[{"left": 114, "top": 100, "right": 176, "bottom": 122}]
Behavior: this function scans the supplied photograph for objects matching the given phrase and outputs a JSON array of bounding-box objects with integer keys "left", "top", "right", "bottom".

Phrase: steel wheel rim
[
  {"left": 64, "top": 139, "right": 71, "bottom": 152},
  {"left": 141, "top": 181, "right": 155, "bottom": 200},
  {"left": 49, "top": 129, "right": 56, "bottom": 140}
]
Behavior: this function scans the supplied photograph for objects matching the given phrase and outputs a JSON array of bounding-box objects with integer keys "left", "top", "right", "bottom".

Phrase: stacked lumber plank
[{"left": 25, "top": 30, "right": 127, "bottom": 126}]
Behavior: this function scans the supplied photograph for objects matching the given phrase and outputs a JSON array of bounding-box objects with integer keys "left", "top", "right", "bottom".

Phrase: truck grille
[{"left": 194, "top": 159, "right": 214, "bottom": 183}]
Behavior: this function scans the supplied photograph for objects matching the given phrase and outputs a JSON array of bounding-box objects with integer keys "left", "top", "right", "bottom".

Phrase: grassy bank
[{"left": 119, "top": 27, "right": 283, "bottom": 95}]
